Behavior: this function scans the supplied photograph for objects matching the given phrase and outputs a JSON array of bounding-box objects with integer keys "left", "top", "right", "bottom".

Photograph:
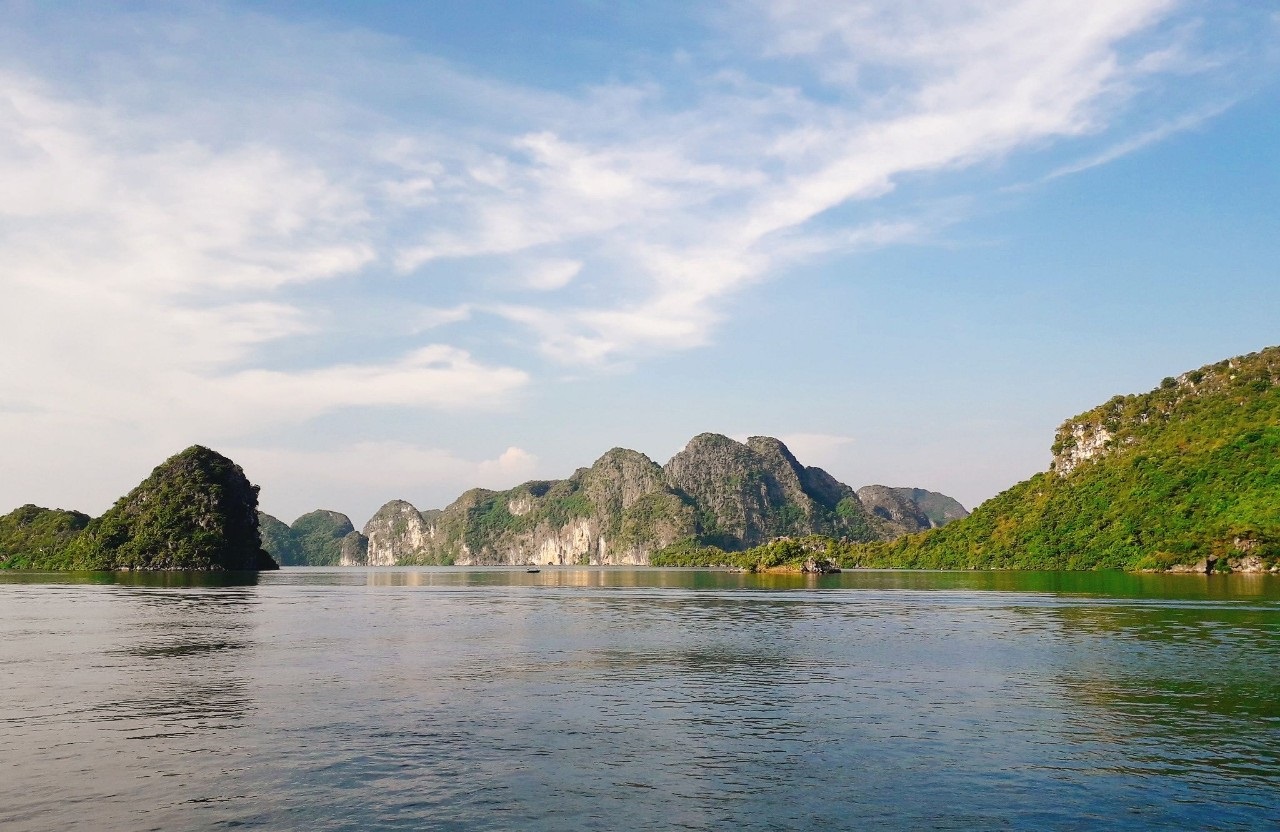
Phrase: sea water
[{"left": 1, "top": 568, "right": 1277, "bottom": 830}]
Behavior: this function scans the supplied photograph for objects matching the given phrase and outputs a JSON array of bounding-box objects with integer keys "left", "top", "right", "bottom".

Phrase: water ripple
[{"left": 0, "top": 568, "right": 1277, "bottom": 830}]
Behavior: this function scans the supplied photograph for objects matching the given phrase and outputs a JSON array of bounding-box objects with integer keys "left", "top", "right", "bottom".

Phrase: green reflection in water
[
  {"left": 3, "top": 566, "right": 1277, "bottom": 603},
  {"left": 0, "top": 570, "right": 262, "bottom": 587}
]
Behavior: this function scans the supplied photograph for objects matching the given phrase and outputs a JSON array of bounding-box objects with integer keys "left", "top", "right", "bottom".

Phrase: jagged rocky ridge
[
  {"left": 267, "top": 433, "right": 964, "bottom": 567},
  {"left": 1, "top": 446, "right": 278, "bottom": 571},
  {"left": 855, "top": 486, "right": 969, "bottom": 535}
]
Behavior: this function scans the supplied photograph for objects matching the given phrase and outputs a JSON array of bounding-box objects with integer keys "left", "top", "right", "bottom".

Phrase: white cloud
[
  {"left": 0, "top": 1, "right": 1262, "bottom": 516},
  {"left": 476, "top": 446, "right": 539, "bottom": 486},
  {"left": 378, "top": 0, "right": 1211, "bottom": 365},
  {"left": 0, "top": 71, "right": 528, "bottom": 431},
  {"left": 414, "top": 304, "right": 473, "bottom": 331},
  {"left": 522, "top": 259, "right": 582, "bottom": 291},
  {"left": 778, "top": 433, "right": 857, "bottom": 467},
  {"left": 232, "top": 441, "right": 541, "bottom": 525},
  {"left": 1036, "top": 101, "right": 1234, "bottom": 182},
  {"left": 212, "top": 346, "right": 528, "bottom": 421}
]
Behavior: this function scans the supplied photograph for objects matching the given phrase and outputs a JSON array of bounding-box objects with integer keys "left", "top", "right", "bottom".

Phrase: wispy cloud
[
  {"left": 378, "top": 0, "right": 1218, "bottom": 365},
  {"left": 778, "top": 433, "right": 857, "bottom": 466},
  {"left": 0, "top": 0, "right": 1266, "bottom": 514},
  {"left": 1037, "top": 101, "right": 1235, "bottom": 182},
  {"left": 0, "top": 70, "right": 528, "bottom": 442},
  {"left": 232, "top": 441, "right": 541, "bottom": 524}
]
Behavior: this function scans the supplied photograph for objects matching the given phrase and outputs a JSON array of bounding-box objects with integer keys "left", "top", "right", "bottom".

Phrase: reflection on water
[
  {"left": 0, "top": 570, "right": 262, "bottom": 587},
  {"left": 0, "top": 567, "right": 1276, "bottom": 831},
  {"left": 271, "top": 564, "right": 1280, "bottom": 600},
  {"left": 1041, "top": 596, "right": 1280, "bottom": 824},
  {"left": 0, "top": 584, "right": 259, "bottom": 830}
]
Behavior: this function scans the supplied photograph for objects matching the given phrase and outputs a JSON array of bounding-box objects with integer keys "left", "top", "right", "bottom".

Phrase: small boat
[{"left": 526, "top": 568, "right": 541, "bottom": 573}]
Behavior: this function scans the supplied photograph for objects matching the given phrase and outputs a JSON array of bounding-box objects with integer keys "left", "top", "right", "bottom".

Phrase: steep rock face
[
  {"left": 856, "top": 485, "right": 935, "bottom": 535},
  {"left": 581, "top": 448, "right": 696, "bottom": 561},
  {"left": 892, "top": 488, "right": 969, "bottom": 527},
  {"left": 289, "top": 510, "right": 355, "bottom": 566},
  {"left": 258, "top": 512, "right": 305, "bottom": 565},
  {"left": 0, "top": 505, "right": 92, "bottom": 569},
  {"left": 856, "top": 486, "right": 970, "bottom": 534},
  {"left": 338, "top": 530, "right": 371, "bottom": 566},
  {"left": 374, "top": 449, "right": 696, "bottom": 566},
  {"left": 58, "top": 446, "right": 277, "bottom": 571},
  {"left": 663, "top": 433, "right": 879, "bottom": 548},
  {"left": 663, "top": 433, "right": 765, "bottom": 545},
  {"left": 1053, "top": 423, "right": 1114, "bottom": 476},
  {"left": 359, "top": 500, "right": 431, "bottom": 566}
]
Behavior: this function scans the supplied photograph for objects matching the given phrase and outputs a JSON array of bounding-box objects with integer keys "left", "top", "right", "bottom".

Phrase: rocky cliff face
[
  {"left": 892, "top": 488, "right": 969, "bottom": 527},
  {"left": 855, "top": 485, "right": 935, "bottom": 535},
  {"left": 339, "top": 530, "right": 371, "bottom": 566},
  {"left": 360, "top": 448, "right": 696, "bottom": 566},
  {"left": 663, "top": 433, "right": 879, "bottom": 546},
  {"left": 1052, "top": 423, "right": 1115, "bottom": 476},
  {"left": 856, "top": 486, "right": 969, "bottom": 534},
  {"left": 357, "top": 499, "right": 428, "bottom": 566},
  {"left": 346, "top": 433, "right": 963, "bottom": 566}
]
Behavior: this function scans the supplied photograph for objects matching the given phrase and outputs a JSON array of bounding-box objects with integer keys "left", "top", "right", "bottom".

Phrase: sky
[{"left": 2, "top": 1, "right": 1278, "bottom": 526}]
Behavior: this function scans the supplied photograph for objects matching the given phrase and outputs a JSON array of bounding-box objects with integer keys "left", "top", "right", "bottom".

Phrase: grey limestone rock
[
  {"left": 359, "top": 499, "right": 434, "bottom": 566},
  {"left": 338, "top": 530, "right": 371, "bottom": 566},
  {"left": 301, "top": 433, "right": 966, "bottom": 567},
  {"left": 664, "top": 433, "right": 879, "bottom": 548}
]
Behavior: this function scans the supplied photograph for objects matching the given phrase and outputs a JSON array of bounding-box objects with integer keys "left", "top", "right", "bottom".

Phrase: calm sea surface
[{"left": 1, "top": 567, "right": 1277, "bottom": 831}]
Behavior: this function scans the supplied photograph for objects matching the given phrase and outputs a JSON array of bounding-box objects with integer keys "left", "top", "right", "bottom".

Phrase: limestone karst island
[{"left": 3, "top": 346, "right": 1278, "bottom": 574}]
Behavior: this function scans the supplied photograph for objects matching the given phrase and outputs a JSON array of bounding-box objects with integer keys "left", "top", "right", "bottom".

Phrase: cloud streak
[
  {"left": 0, "top": 0, "right": 1266, "bottom": 514},
  {"left": 378, "top": 0, "right": 1216, "bottom": 364},
  {"left": 0, "top": 70, "right": 528, "bottom": 438},
  {"left": 233, "top": 441, "right": 541, "bottom": 525}
]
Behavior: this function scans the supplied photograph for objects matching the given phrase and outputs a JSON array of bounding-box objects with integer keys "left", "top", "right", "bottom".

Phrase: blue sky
[{"left": 2, "top": 1, "right": 1277, "bottom": 525}]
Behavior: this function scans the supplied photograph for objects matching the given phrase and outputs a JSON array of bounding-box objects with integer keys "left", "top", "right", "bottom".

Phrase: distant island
[
  {"left": 3, "top": 346, "right": 1277, "bottom": 574},
  {"left": 257, "top": 434, "right": 967, "bottom": 568}
]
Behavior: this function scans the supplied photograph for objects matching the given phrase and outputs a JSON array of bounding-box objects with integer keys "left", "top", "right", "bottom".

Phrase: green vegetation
[
  {"left": 615, "top": 491, "right": 696, "bottom": 552},
  {"left": 465, "top": 494, "right": 521, "bottom": 551},
  {"left": 844, "top": 347, "right": 1280, "bottom": 571},
  {"left": 289, "top": 510, "right": 355, "bottom": 566},
  {"left": 648, "top": 539, "right": 737, "bottom": 567},
  {"left": 24, "top": 446, "right": 278, "bottom": 571},
  {"left": 0, "top": 505, "right": 91, "bottom": 569},
  {"left": 833, "top": 496, "right": 879, "bottom": 541},
  {"left": 456, "top": 480, "right": 596, "bottom": 554},
  {"left": 650, "top": 535, "right": 842, "bottom": 572},
  {"left": 258, "top": 510, "right": 359, "bottom": 566},
  {"left": 258, "top": 512, "right": 305, "bottom": 565}
]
